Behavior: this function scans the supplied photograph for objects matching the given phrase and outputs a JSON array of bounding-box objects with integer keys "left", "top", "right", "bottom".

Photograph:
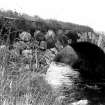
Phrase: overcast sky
[{"left": 0, "top": 0, "right": 105, "bottom": 32}]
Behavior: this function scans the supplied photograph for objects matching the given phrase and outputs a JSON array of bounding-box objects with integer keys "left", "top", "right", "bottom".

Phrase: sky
[{"left": 0, "top": 0, "right": 105, "bottom": 32}]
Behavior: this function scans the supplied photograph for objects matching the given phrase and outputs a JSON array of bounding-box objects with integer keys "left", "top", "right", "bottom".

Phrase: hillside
[
  {"left": 0, "top": 9, "right": 105, "bottom": 105},
  {"left": 0, "top": 10, "right": 93, "bottom": 32}
]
